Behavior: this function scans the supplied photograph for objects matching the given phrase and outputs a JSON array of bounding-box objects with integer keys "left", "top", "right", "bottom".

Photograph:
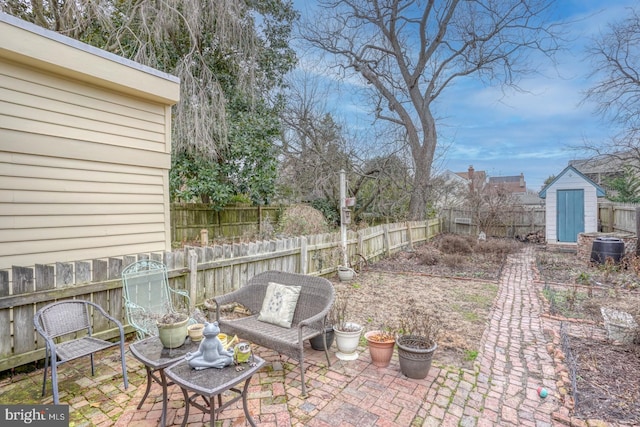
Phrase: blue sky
[{"left": 292, "top": 1, "right": 638, "bottom": 192}]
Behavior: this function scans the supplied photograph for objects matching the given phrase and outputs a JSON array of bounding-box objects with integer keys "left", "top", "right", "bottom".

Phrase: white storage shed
[{"left": 539, "top": 165, "right": 605, "bottom": 244}]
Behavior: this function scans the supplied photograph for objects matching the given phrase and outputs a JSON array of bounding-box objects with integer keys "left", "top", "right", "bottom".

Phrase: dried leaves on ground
[
  {"left": 537, "top": 248, "right": 640, "bottom": 424},
  {"left": 338, "top": 235, "right": 640, "bottom": 424},
  {"left": 334, "top": 234, "right": 521, "bottom": 369}
]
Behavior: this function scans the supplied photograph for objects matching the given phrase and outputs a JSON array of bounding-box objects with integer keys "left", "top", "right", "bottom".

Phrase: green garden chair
[{"left": 122, "top": 259, "right": 192, "bottom": 339}]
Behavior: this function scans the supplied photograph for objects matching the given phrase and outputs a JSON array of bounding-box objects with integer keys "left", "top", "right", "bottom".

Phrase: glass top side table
[
  {"left": 165, "top": 355, "right": 265, "bottom": 427},
  {"left": 129, "top": 336, "right": 200, "bottom": 427}
]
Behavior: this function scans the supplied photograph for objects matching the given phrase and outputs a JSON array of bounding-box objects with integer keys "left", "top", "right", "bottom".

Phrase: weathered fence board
[
  {"left": 0, "top": 219, "right": 440, "bottom": 372},
  {"left": 441, "top": 207, "right": 545, "bottom": 237},
  {"left": 171, "top": 204, "right": 282, "bottom": 244},
  {"left": 598, "top": 202, "right": 640, "bottom": 233}
]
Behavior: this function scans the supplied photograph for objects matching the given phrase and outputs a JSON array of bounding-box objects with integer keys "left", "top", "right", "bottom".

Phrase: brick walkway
[{"left": 0, "top": 248, "right": 609, "bottom": 426}]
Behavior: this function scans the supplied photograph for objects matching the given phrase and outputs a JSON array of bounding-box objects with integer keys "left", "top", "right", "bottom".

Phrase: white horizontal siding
[
  {"left": 0, "top": 47, "right": 176, "bottom": 268},
  {"left": 1, "top": 61, "right": 167, "bottom": 151},
  {"left": 0, "top": 213, "right": 165, "bottom": 229},
  {"left": 1, "top": 129, "right": 170, "bottom": 169}
]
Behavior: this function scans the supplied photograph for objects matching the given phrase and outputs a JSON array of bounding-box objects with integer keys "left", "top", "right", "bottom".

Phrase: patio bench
[{"left": 209, "top": 270, "right": 335, "bottom": 395}]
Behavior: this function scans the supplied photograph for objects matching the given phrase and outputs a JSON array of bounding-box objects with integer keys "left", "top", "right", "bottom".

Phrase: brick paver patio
[{"left": 0, "top": 248, "right": 616, "bottom": 426}]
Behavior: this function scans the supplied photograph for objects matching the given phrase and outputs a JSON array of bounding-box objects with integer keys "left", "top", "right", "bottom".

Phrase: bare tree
[
  {"left": 278, "top": 72, "right": 413, "bottom": 222},
  {"left": 278, "top": 73, "right": 354, "bottom": 203},
  {"left": 581, "top": 7, "right": 640, "bottom": 171},
  {"left": 302, "top": 0, "right": 560, "bottom": 219},
  {"left": 2, "top": 0, "right": 295, "bottom": 161}
]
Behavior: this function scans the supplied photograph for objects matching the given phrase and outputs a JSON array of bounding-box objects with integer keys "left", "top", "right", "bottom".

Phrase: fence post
[
  {"left": 608, "top": 204, "right": 614, "bottom": 232},
  {"left": 636, "top": 207, "right": 640, "bottom": 256},
  {"left": 406, "top": 222, "right": 414, "bottom": 250},
  {"left": 300, "top": 237, "right": 308, "bottom": 275},
  {"left": 384, "top": 225, "right": 391, "bottom": 256},
  {"left": 188, "top": 249, "right": 198, "bottom": 312}
]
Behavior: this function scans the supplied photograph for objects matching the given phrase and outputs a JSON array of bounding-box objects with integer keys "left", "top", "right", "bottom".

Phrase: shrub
[
  {"left": 438, "top": 234, "right": 474, "bottom": 255},
  {"left": 418, "top": 248, "right": 439, "bottom": 266},
  {"left": 477, "top": 239, "right": 522, "bottom": 261},
  {"left": 278, "top": 204, "right": 330, "bottom": 236},
  {"left": 442, "top": 253, "right": 466, "bottom": 268}
]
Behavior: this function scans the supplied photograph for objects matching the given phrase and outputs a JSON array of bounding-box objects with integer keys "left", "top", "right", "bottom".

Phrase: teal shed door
[{"left": 557, "top": 189, "right": 584, "bottom": 242}]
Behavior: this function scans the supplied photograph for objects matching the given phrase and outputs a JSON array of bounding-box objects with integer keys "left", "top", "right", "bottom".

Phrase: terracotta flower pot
[{"left": 365, "top": 331, "right": 395, "bottom": 368}]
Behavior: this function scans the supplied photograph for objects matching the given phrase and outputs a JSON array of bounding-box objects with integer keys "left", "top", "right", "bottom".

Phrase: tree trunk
[{"left": 408, "top": 113, "right": 437, "bottom": 220}]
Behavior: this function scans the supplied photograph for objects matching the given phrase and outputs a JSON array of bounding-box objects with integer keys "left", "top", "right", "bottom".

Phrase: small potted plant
[
  {"left": 337, "top": 266, "right": 356, "bottom": 282},
  {"left": 157, "top": 311, "right": 189, "bottom": 349},
  {"left": 330, "top": 297, "right": 363, "bottom": 360},
  {"left": 187, "top": 322, "right": 205, "bottom": 342},
  {"left": 397, "top": 304, "right": 441, "bottom": 379},
  {"left": 364, "top": 326, "right": 396, "bottom": 368}
]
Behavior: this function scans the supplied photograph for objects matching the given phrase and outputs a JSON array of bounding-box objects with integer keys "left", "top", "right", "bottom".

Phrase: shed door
[{"left": 557, "top": 189, "right": 584, "bottom": 243}]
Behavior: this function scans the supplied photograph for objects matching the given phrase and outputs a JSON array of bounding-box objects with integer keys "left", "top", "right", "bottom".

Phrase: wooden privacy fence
[
  {"left": 0, "top": 219, "right": 440, "bottom": 372},
  {"left": 440, "top": 206, "right": 545, "bottom": 237},
  {"left": 170, "top": 203, "right": 282, "bottom": 244},
  {"left": 597, "top": 202, "right": 640, "bottom": 233}
]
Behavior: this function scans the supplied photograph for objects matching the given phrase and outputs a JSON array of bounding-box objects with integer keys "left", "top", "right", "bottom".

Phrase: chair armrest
[
  {"left": 211, "top": 286, "right": 256, "bottom": 321},
  {"left": 89, "top": 301, "right": 126, "bottom": 337},
  {"left": 298, "top": 311, "right": 328, "bottom": 330},
  {"left": 168, "top": 286, "right": 191, "bottom": 305}
]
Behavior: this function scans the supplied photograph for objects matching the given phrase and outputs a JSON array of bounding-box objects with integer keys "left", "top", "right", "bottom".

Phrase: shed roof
[
  {"left": 0, "top": 12, "right": 180, "bottom": 104},
  {"left": 538, "top": 165, "right": 606, "bottom": 199}
]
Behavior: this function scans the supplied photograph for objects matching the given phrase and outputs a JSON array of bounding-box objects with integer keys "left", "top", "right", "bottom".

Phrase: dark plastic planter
[
  {"left": 396, "top": 335, "right": 437, "bottom": 379},
  {"left": 309, "top": 327, "right": 335, "bottom": 351},
  {"left": 590, "top": 237, "right": 625, "bottom": 264}
]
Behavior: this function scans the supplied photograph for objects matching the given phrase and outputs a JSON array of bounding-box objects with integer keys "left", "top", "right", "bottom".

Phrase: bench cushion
[{"left": 257, "top": 282, "right": 301, "bottom": 328}]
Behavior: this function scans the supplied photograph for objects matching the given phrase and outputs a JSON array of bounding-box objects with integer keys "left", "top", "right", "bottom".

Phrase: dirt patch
[
  {"left": 332, "top": 271, "right": 497, "bottom": 369},
  {"left": 332, "top": 235, "right": 518, "bottom": 369},
  {"left": 537, "top": 247, "right": 640, "bottom": 424},
  {"left": 567, "top": 336, "right": 640, "bottom": 424}
]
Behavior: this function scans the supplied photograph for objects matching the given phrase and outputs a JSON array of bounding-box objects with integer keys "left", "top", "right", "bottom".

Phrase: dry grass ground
[{"left": 332, "top": 234, "right": 521, "bottom": 369}]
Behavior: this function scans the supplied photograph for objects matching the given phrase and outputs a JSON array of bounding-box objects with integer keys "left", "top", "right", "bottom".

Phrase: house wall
[
  {"left": 0, "top": 13, "right": 180, "bottom": 268},
  {"left": 545, "top": 171, "right": 599, "bottom": 244}
]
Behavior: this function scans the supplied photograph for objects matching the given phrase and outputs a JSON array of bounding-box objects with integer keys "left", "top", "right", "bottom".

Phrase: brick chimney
[{"left": 468, "top": 165, "right": 475, "bottom": 192}]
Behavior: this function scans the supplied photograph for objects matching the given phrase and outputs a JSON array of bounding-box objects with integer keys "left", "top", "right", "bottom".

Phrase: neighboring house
[
  {"left": 569, "top": 153, "right": 637, "bottom": 187},
  {"left": 455, "top": 165, "right": 487, "bottom": 193},
  {"left": 488, "top": 173, "right": 526, "bottom": 194},
  {"left": 0, "top": 13, "right": 180, "bottom": 268},
  {"left": 435, "top": 170, "right": 470, "bottom": 207},
  {"left": 515, "top": 191, "right": 544, "bottom": 206},
  {"left": 539, "top": 165, "right": 605, "bottom": 244}
]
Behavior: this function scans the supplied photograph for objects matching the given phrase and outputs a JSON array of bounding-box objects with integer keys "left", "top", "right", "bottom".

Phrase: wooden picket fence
[{"left": 0, "top": 219, "right": 441, "bottom": 372}]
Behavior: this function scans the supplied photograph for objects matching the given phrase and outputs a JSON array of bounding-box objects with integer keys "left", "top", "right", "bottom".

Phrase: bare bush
[
  {"left": 442, "top": 253, "right": 466, "bottom": 269},
  {"left": 477, "top": 239, "right": 522, "bottom": 262},
  {"left": 278, "top": 204, "right": 330, "bottom": 236},
  {"left": 438, "top": 234, "right": 474, "bottom": 255},
  {"left": 418, "top": 248, "right": 439, "bottom": 266}
]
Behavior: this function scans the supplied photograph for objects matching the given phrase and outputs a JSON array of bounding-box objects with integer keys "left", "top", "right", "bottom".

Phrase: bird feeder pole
[{"left": 340, "top": 169, "right": 348, "bottom": 267}]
